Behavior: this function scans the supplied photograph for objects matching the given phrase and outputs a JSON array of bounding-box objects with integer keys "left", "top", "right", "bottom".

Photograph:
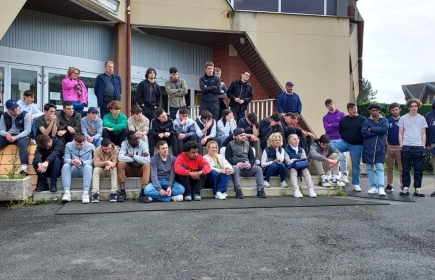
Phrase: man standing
[
  {"left": 91, "top": 138, "right": 119, "bottom": 203},
  {"left": 386, "top": 102, "right": 402, "bottom": 192},
  {"left": 323, "top": 99, "right": 348, "bottom": 184},
  {"left": 32, "top": 135, "right": 63, "bottom": 192},
  {"left": 164, "top": 67, "right": 188, "bottom": 120},
  {"left": 144, "top": 141, "right": 185, "bottom": 202},
  {"left": 276, "top": 82, "right": 302, "bottom": 116},
  {"left": 227, "top": 70, "right": 254, "bottom": 123},
  {"left": 361, "top": 103, "right": 389, "bottom": 196},
  {"left": 333, "top": 102, "right": 366, "bottom": 192},
  {"left": 95, "top": 61, "right": 122, "bottom": 118},
  {"left": 57, "top": 101, "right": 82, "bottom": 146},
  {"left": 81, "top": 107, "right": 103, "bottom": 147},
  {"left": 199, "top": 62, "right": 221, "bottom": 119},
  {"left": 148, "top": 108, "right": 178, "bottom": 156},
  {"left": 0, "top": 99, "right": 32, "bottom": 174},
  {"left": 136, "top": 68, "right": 161, "bottom": 121},
  {"left": 398, "top": 99, "right": 427, "bottom": 197},
  {"left": 214, "top": 67, "right": 228, "bottom": 119}
]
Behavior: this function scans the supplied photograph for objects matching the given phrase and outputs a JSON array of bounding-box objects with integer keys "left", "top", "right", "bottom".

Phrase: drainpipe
[{"left": 126, "top": 0, "right": 132, "bottom": 114}]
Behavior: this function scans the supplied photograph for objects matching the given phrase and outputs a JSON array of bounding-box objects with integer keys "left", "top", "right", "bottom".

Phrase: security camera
[{"left": 240, "top": 37, "right": 246, "bottom": 44}]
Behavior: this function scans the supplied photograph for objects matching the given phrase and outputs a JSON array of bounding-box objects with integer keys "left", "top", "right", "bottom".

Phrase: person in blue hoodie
[
  {"left": 424, "top": 99, "right": 435, "bottom": 197},
  {"left": 80, "top": 107, "right": 103, "bottom": 147},
  {"left": 361, "top": 103, "right": 389, "bottom": 196},
  {"left": 173, "top": 108, "right": 201, "bottom": 155}
]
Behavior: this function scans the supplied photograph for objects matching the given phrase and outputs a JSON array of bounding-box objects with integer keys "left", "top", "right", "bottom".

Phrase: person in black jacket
[
  {"left": 259, "top": 113, "right": 285, "bottom": 150},
  {"left": 135, "top": 68, "right": 161, "bottom": 121},
  {"left": 148, "top": 108, "right": 178, "bottom": 156},
  {"left": 227, "top": 70, "right": 254, "bottom": 123},
  {"left": 33, "top": 135, "right": 63, "bottom": 192},
  {"left": 56, "top": 101, "right": 82, "bottom": 146},
  {"left": 199, "top": 62, "right": 221, "bottom": 119}
]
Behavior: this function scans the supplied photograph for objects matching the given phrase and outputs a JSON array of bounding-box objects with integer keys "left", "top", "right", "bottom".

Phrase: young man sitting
[
  {"left": 195, "top": 110, "right": 216, "bottom": 154},
  {"left": 57, "top": 101, "right": 82, "bottom": 146},
  {"left": 91, "top": 138, "right": 119, "bottom": 203},
  {"left": 33, "top": 135, "right": 63, "bottom": 192},
  {"left": 144, "top": 140, "right": 185, "bottom": 202},
  {"left": 173, "top": 107, "right": 200, "bottom": 155},
  {"left": 148, "top": 108, "right": 178, "bottom": 156},
  {"left": 102, "top": 100, "right": 128, "bottom": 146},
  {"left": 35, "top": 103, "right": 58, "bottom": 139},
  {"left": 81, "top": 107, "right": 103, "bottom": 147},
  {"left": 128, "top": 105, "right": 150, "bottom": 143}
]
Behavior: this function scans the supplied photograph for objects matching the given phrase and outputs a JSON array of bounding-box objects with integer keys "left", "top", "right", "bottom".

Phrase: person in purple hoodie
[{"left": 322, "top": 99, "right": 348, "bottom": 184}]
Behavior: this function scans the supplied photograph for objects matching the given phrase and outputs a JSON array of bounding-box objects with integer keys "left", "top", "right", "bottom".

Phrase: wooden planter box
[{"left": 0, "top": 177, "right": 33, "bottom": 201}]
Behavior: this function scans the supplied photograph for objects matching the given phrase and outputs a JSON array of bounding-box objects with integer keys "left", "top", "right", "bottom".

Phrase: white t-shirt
[{"left": 397, "top": 114, "right": 427, "bottom": 146}]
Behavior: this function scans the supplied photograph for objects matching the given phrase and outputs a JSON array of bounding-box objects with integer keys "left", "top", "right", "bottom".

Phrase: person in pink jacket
[{"left": 62, "top": 67, "right": 88, "bottom": 114}]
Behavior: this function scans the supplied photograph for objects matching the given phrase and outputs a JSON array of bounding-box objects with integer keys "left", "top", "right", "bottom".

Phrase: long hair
[{"left": 221, "top": 109, "right": 231, "bottom": 126}]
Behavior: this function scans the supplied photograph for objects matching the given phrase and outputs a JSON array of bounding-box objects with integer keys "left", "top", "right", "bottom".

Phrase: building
[
  {"left": 0, "top": 0, "right": 363, "bottom": 135},
  {"left": 402, "top": 82, "right": 435, "bottom": 104}
]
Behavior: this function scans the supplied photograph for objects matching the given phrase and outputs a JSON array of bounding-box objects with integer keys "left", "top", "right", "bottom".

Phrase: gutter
[{"left": 126, "top": 0, "right": 132, "bottom": 114}]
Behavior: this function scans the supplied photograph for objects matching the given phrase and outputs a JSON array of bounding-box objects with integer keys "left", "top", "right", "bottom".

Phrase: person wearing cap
[
  {"left": 225, "top": 128, "right": 267, "bottom": 198},
  {"left": 276, "top": 82, "right": 302, "bottom": 116},
  {"left": 0, "top": 99, "right": 32, "bottom": 174},
  {"left": 361, "top": 102, "right": 389, "bottom": 196},
  {"left": 226, "top": 70, "right": 254, "bottom": 123},
  {"left": 81, "top": 107, "right": 103, "bottom": 147},
  {"left": 164, "top": 67, "right": 188, "bottom": 120},
  {"left": 56, "top": 101, "right": 82, "bottom": 146}
]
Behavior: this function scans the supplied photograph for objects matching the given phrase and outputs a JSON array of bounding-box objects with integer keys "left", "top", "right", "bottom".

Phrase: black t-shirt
[
  {"left": 35, "top": 115, "right": 52, "bottom": 137},
  {"left": 339, "top": 115, "right": 366, "bottom": 145}
]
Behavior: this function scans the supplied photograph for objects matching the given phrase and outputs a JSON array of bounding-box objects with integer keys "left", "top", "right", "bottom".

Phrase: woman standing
[
  {"left": 62, "top": 67, "right": 88, "bottom": 114},
  {"left": 216, "top": 109, "right": 237, "bottom": 146},
  {"left": 261, "top": 133, "right": 290, "bottom": 188}
]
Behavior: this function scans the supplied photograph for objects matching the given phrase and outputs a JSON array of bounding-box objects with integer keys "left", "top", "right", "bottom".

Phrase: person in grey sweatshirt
[
  {"left": 173, "top": 108, "right": 201, "bottom": 154},
  {"left": 117, "top": 130, "right": 151, "bottom": 203},
  {"left": 80, "top": 107, "right": 103, "bottom": 147},
  {"left": 61, "top": 133, "right": 95, "bottom": 204},
  {"left": 144, "top": 140, "right": 185, "bottom": 202}
]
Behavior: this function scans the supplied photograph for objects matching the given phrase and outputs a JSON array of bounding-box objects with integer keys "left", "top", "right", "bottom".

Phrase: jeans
[
  {"left": 149, "top": 134, "right": 179, "bottom": 156},
  {"left": 206, "top": 170, "right": 231, "bottom": 194},
  {"left": 33, "top": 157, "right": 61, "bottom": 184},
  {"left": 217, "top": 134, "right": 229, "bottom": 147},
  {"left": 330, "top": 139, "right": 348, "bottom": 175},
  {"left": 61, "top": 163, "right": 93, "bottom": 192},
  {"left": 365, "top": 162, "right": 385, "bottom": 188},
  {"left": 333, "top": 140, "right": 362, "bottom": 185},
  {"left": 91, "top": 137, "right": 103, "bottom": 147},
  {"left": 264, "top": 162, "right": 286, "bottom": 183},
  {"left": 0, "top": 135, "right": 30, "bottom": 164},
  {"left": 176, "top": 174, "right": 206, "bottom": 196},
  {"left": 71, "top": 101, "right": 84, "bottom": 114},
  {"left": 401, "top": 145, "right": 425, "bottom": 188},
  {"left": 142, "top": 106, "right": 156, "bottom": 121},
  {"left": 100, "top": 101, "right": 111, "bottom": 119},
  {"left": 144, "top": 179, "right": 185, "bottom": 202},
  {"left": 169, "top": 107, "right": 185, "bottom": 120}
]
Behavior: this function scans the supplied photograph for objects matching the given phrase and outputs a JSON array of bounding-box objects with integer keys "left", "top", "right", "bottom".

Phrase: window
[
  {"left": 0, "top": 67, "right": 4, "bottom": 106},
  {"left": 281, "top": 0, "right": 325, "bottom": 15},
  {"left": 429, "top": 96, "right": 433, "bottom": 103},
  {"left": 234, "top": 0, "right": 279, "bottom": 12},
  {"left": 327, "top": 0, "right": 337, "bottom": 15}
]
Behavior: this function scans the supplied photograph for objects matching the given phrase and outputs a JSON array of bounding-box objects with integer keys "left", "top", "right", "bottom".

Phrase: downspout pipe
[{"left": 126, "top": 0, "right": 132, "bottom": 114}]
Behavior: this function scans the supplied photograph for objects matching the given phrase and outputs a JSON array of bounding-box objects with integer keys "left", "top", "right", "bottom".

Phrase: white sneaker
[
  {"left": 342, "top": 174, "right": 349, "bottom": 184},
  {"left": 367, "top": 187, "right": 378, "bottom": 194},
  {"left": 294, "top": 189, "right": 303, "bottom": 198},
  {"left": 378, "top": 188, "right": 386, "bottom": 196},
  {"left": 223, "top": 193, "right": 227, "bottom": 197},
  {"left": 82, "top": 193, "right": 90, "bottom": 204},
  {"left": 255, "top": 159, "right": 261, "bottom": 165},
  {"left": 62, "top": 193, "right": 71, "bottom": 202},
  {"left": 171, "top": 194, "right": 183, "bottom": 202},
  {"left": 215, "top": 191, "right": 226, "bottom": 200},
  {"left": 353, "top": 185, "right": 362, "bottom": 192},
  {"left": 263, "top": 181, "right": 270, "bottom": 188},
  {"left": 148, "top": 197, "right": 153, "bottom": 202},
  {"left": 280, "top": 181, "right": 288, "bottom": 188},
  {"left": 336, "top": 180, "right": 346, "bottom": 187},
  {"left": 308, "top": 189, "right": 317, "bottom": 198},
  {"left": 321, "top": 180, "right": 331, "bottom": 187}
]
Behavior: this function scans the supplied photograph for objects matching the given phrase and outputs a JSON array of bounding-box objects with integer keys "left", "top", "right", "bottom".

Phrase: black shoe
[
  {"left": 400, "top": 187, "right": 410, "bottom": 196},
  {"left": 385, "top": 185, "right": 393, "bottom": 192},
  {"left": 91, "top": 193, "right": 99, "bottom": 203},
  {"left": 138, "top": 192, "right": 150, "bottom": 203},
  {"left": 19, "top": 170, "right": 28, "bottom": 176},
  {"left": 256, "top": 188, "right": 267, "bottom": 198},
  {"left": 109, "top": 193, "right": 117, "bottom": 202},
  {"left": 431, "top": 191, "right": 435, "bottom": 197},
  {"left": 117, "top": 192, "right": 126, "bottom": 202},
  {"left": 413, "top": 189, "right": 425, "bottom": 197},
  {"left": 35, "top": 182, "right": 49, "bottom": 192},
  {"left": 235, "top": 189, "right": 244, "bottom": 199},
  {"left": 50, "top": 182, "right": 57, "bottom": 192}
]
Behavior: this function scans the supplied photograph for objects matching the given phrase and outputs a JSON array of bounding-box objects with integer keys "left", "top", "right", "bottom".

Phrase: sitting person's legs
[{"left": 144, "top": 179, "right": 185, "bottom": 202}]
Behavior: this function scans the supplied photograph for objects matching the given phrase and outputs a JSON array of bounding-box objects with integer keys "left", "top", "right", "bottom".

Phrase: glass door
[
  {"left": 0, "top": 65, "right": 5, "bottom": 108},
  {"left": 10, "top": 65, "right": 42, "bottom": 110}
]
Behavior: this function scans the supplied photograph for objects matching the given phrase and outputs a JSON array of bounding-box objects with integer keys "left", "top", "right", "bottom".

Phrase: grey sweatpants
[{"left": 232, "top": 165, "right": 264, "bottom": 190}]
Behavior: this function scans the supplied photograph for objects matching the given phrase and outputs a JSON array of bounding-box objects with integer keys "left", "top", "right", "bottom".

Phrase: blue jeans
[
  {"left": 91, "top": 137, "right": 102, "bottom": 147},
  {"left": 0, "top": 135, "right": 30, "bottom": 164},
  {"left": 330, "top": 139, "right": 347, "bottom": 175},
  {"left": 71, "top": 101, "right": 84, "bottom": 114},
  {"left": 333, "top": 140, "right": 362, "bottom": 185},
  {"left": 61, "top": 163, "right": 92, "bottom": 192},
  {"left": 144, "top": 179, "right": 185, "bottom": 202},
  {"left": 365, "top": 163, "right": 384, "bottom": 189},
  {"left": 206, "top": 170, "right": 231, "bottom": 195},
  {"left": 264, "top": 162, "right": 286, "bottom": 182},
  {"left": 217, "top": 134, "right": 229, "bottom": 147}
]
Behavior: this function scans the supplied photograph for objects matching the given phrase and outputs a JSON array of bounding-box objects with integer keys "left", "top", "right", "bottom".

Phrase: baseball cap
[
  {"left": 233, "top": 128, "right": 245, "bottom": 136},
  {"left": 286, "top": 82, "right": 294, "bottom": 86},
  {"left": 6, "top": 99, "right": 19, "bottom": 110},
  {"left": 87, "top": 107, "right": 99, "bottom": 114}
]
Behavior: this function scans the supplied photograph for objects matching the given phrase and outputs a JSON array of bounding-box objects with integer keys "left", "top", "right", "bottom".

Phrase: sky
[{"left": 357, "top": 0, "right": 435, "bottom": 103}]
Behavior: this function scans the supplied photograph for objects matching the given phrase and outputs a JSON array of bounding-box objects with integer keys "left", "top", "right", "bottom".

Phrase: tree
[{"left": 357, "top": 78, "right": 377, "bottom": 102}]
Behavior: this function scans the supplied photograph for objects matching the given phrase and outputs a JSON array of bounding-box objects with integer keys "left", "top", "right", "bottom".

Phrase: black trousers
[
  {"left": 142, "top": 106, "right": 156, "bottom": 121},
  {"left": 199, "top": 101, "right": 218, "bottom": 120},
  {"left": 149, "top": 134, "right": 179, "bottom": 156},
  {"left": 102, "top": 128, "right": 129, "bottom": 146},
  {"left": 177, "top": 135, "right": 198, "bottom": 155},
  {"left": 57, "top": 132, "right": 74, "bottom": 146},
  {"left": 230, "top": 107, "right": 246, "bottom": 124},
  {"left": 176, "top": 174, "right": 206, "bottom": 196},
  {"left": 401, "top": 145, "right": 425, "bottom": 188}
]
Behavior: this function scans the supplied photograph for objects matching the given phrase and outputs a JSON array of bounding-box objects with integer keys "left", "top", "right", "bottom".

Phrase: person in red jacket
[{"left": 175, "top": 141, "right": 211, "bottom": 201}]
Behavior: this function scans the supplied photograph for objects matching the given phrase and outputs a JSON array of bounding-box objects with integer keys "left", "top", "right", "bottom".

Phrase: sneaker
[
  {"left": 19, "top": 169, "right": 28, "bottom": 176},
  {"left": 35, "top": 181, "right": 49, "bottom": 192},
  {"left": 91, "top": 193, "right": 99, "bottom": 203},
  {"left": 82, "top": 193, "right": 90, "bottom": 204},
  {"left": 110, "top": 193, "right": 117, "bottom": 202},
  {"left": 117, "top": 192, "right": 126, "bottom": 202},
  {"left": 62, "top": 193, "right": 71, "bottom": 202},
  {"left": 321, "top": 179, "right": 331, "bottom": 188},
  {"left": 49, "top": 182, "right": 57, "bottom": 192},
  {"left": 353, "top": 185, "right": 362, "bottom": 192},
  {"left": 294, "top": 189, "right": 303, "bottom": 198},
  {"left": 400, "top": 187, "right": 410, "bottom": 196},
  {"left": 256, "top": 188, "right": 267, "bottom": 198},
  {"left": 235, "top": 189, "right": 244, "bottom": 199},
  {"left": 215, "top": 191, "right": 226, "bottom": 200},
  {"left": 223, "top": 193, "right": 228, "bottom": 197},
  {"left": 280, "top": 181, "right": 288, "bottom": 188},
  {"left": 171, "top": 195, "right": 183, "bottom": 202},
  {"left": 367, "top": 187, "right": 378, "bottom": 194},
  {"left": 255, "top": 159, "right": 261, "bottom": 165},
  {"left": 30, "top": 138, "right": 37, "bottom": 145},
  {"left": 430, "top": 191, "right": 435, "bottom": 197},
  {"left": 148, "top": 197, "right": 153, "bottom": 202},
  {"left": 194, "top": 194, "right": 202, "bottom": 201},
  {"left": 385, "top": 185, "right": 393, "bottom": 192},
  {"left": 263, "top": 181, "right": 270, "bottom": 188},
  {"left": 331, "top": 180, "right": 345, "bottom": 187},
  {"left": 138, "top": 192, "right": 150, "bottom": 203},
  {"left": 342, "top": 174, "right": 349, "bottom": 184},
  {"left": 378, "top": 188, "right": 386, "bottom": 196},
  {"left": 308, "top": 189, "right": 317, "bottom": 198},
  {"left": 184, "top": 195, "right": 192, "bottom": 201},
  {"left": 414, "top": 188, "right": 425, "bottom": 197}
]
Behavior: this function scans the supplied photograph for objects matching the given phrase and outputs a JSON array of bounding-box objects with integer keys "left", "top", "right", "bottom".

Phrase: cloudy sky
[{"left": 357, "top": 0, "right": 435, "bottom": 103}]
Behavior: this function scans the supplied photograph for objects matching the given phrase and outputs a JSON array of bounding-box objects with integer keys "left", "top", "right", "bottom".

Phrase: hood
[
  {"left": 327, "top": 109, "right": 341, "bottom": 115},
  {"left": 369, "top": 113, "right": 384, "bottom": 120}
]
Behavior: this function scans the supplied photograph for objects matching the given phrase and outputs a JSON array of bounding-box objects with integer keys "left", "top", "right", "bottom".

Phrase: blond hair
[
  {"left": 206, "top": 140, "right": 219, "bottom": 160},
  {"left": 67, "top": 67, "right": 80, "bottom": 76},
  {"left": 267, "top": 133, "right": 283, "bottom": 148}
]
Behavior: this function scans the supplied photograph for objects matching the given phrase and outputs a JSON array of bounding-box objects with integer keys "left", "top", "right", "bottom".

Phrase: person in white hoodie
[{"left": 16, "top": 90, "right": 43, "bottom": 139}]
